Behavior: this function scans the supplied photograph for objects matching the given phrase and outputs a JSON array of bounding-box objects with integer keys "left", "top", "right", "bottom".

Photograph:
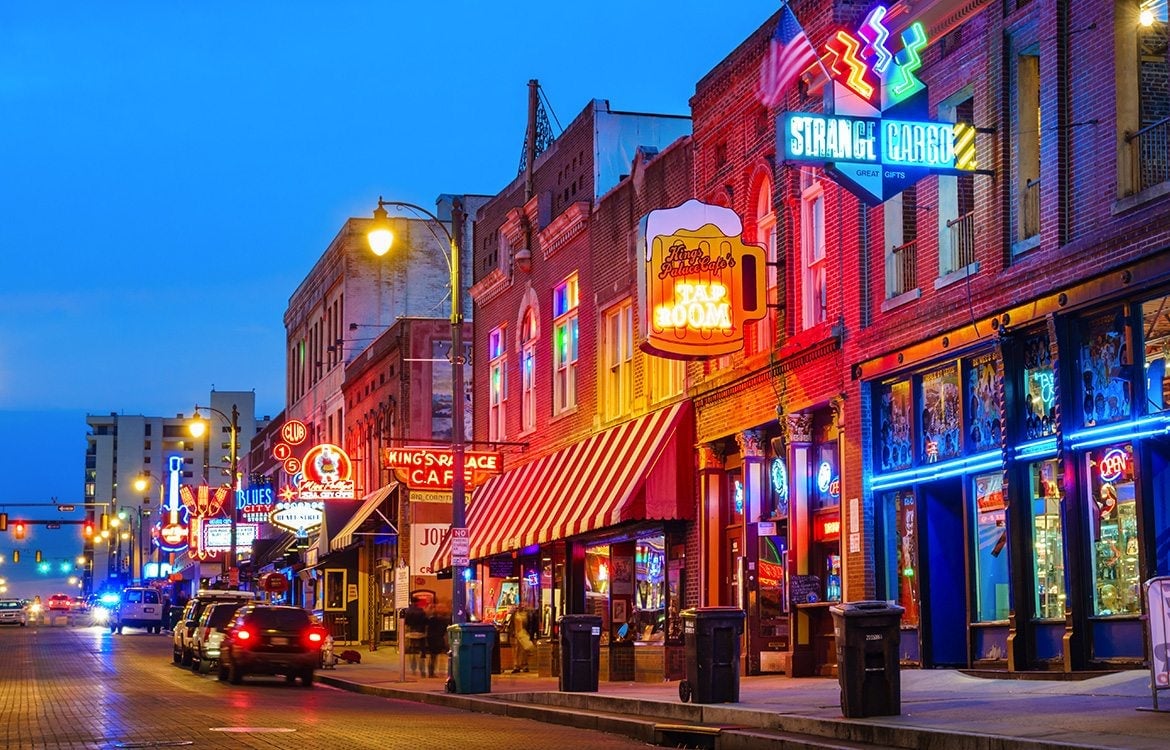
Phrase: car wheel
[
  {"left": 301, "top": 670, "right": 315, "bottom": 687},
  {"left": 228, "top": 661, "right": 244, "bottom": 685},
  {"left": 217, "top": 660, "right": 228, "bottom": 681},
  {"left": 285, "top": 674, "right": 297, "bottom": 684},
  {"left": 19, "top": 622, "right": 26, "bottom": 627},
  {"left": 190, "top": 656, "right": 201, "bottom": 673},
  {"left": 173, "top": 649, "right": 182, "bottom": 665},
  {"left": 180, "top": 648, "right": 192, "bottom": 666}
]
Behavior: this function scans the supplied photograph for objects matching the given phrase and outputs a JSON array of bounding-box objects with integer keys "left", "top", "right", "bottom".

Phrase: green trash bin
[
  {"left": 830, "top": 601, "right": 904, "bottom": 718},
  {"left": 446, "top": 622, "right": 496, "bottom": 694}
]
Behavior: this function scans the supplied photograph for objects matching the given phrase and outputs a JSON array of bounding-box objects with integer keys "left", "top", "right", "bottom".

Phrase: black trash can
[
  {"left": 829, "top": 601, "right": 904, "bottom": 718},
  {"left": 557, "top": 614, "right": 601, "bottom": 692},
  {"left": 678, "top": 607, "right": 745, "bottom": 704},
  {"left": 447, "top": 622, "right": 497, "bottom": 694}
]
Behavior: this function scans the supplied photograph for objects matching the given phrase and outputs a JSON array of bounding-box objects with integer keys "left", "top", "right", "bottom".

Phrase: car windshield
[
  {"left": 0, "top": 601, "right": 20, "bottom": 609},
  {"left": 248, "top": 608, "right": 311, "bottom": 629}
]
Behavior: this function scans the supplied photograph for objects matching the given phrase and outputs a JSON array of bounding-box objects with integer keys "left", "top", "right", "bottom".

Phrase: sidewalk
[{"left": 316, "top": 642, "right": 1168, "bottom": 750}]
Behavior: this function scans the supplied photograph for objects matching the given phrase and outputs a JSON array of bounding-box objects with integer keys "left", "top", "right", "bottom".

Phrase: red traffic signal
[
  {"left": 13, "top": 522, "right": 26, "bottom": 540},
  {"left": 83, "top": 521, "right": 95, "bottom": 538}
]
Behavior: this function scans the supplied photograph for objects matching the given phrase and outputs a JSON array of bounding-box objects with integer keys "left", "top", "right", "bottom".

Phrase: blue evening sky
[{"left": 0, "top": 1, "right": 777, "bottom": 597}]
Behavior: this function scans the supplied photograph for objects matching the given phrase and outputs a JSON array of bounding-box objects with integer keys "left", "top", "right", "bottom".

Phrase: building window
[
  {"left": 1013, "top": 48, "right": 1041, "bottom": 250},
  {"left": 884, "top": 186, "right": 918, "bottom": 298},
  {"left": 1118, "top": 2, "right": 1170, "bottom": 196},
  {"left": 938, "top": 91, "right": 976, "bottom": 275},
  {"left": 521, "top": 308, "right": 537, "bottom": 434},
  {"left": 648, "top": 355, "right": 685, "bottom": 404},
  {"left": 1030, "top": 459, "right": 1066, "bottom": 620},
  {"left": 489, "top": 325, "right": 507, "bottom": 442},
  {"left": 972, "top": 472, "right": 1009, "bottom": 622},
  {"left": 878, "top": 489, "right": 919, "bottom": 627},
  {"left": 1086, "top": 443, "right": 1141, "bottom": 616},
  {"left": 603, "top": 300, "right": 634, "bottom": 421},
  {"left": 553, "top": 274, "right": 579, "bottom": 414},
  {"left": 747, "top": 177, "right": 777, "bottom": 356},
  {"left": 1143, "top": 294, "right": 1170, "bottom": 413},
  {"left": 1077, "top": 308, "right": 1132, "bottom": 428},
  {"left": 801, "top": 180, "right": 826, "bottom": 328}
]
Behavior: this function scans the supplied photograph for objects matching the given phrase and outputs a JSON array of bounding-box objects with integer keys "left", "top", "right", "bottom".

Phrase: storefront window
[
  {"left": 966, "top": 352, "right": 1001, "bottom": 453},
  {"left": 812, "top": 443, "right": 839, "bottom": 511},
  {"left": 1142, "top": 296, "right": 1170, "bottom": 414},
  {"left": 632, "top": 535, "right": 666, "bottom": 641},
  {"left": 1022, "top": 330, "right": 1057, "bottom": 439},
  {"left": 972, "top": 472, "right": 1010, "bottom": 622},
  {"left": 921, "top": 363, "right": 962, "bottom": 463},
  {"left": 876, "top": 378, "right": 913, "bottom": 472},
  {"left": 1078, "top": 310, "right": 1132, "bottom": 427},
  {"left": 879, "top": 490, "right": 919, "bottom": 627},
  {"left": 1030, "top": 459, "right": 1066, "bottom": 620},
  {"left": 1087, "top": 444, "right": 1142, "bottom": 616}
]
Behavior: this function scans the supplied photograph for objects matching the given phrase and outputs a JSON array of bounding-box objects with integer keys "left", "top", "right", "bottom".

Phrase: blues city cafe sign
[
  {"left": 636, "top": 199, "right": 767, "bottom": 360},
  {"left": 781, "top": 4, "right": 978, "bottom": 205}
]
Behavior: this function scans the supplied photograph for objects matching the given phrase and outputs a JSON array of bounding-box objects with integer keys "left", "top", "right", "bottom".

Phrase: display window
[
  {"left": 920, "top": 363, "right": 962, "bottom": 463},
  {"left": 965, "top": 352, "right": 1001, "bottom": 454},
  {"left": 1086, "top": 443, "right": 1142, "bottom": 616},
  {"left": 878, "top": 490, "right": 919, "bottom": 627},
  {"left": 632, "top": 536, "right": 666, "bottom": 641},
  {"left": 1142, "top": 295, "right": 1170, "bottom": 414},
  {"left": 1030, "top": 459, "right": 1066, "bottom": 620},
  {"left": 876, "top": 378, "right": 914, "bottom": 472},
  {"left": 972, "top": 472, "right": 1010, "bottom": 622},
  {"left": 1022, "top": 330, "right": 1057, "bottom": 440},
  {"left": 1077, "top": 309, "right": 1132, "bottom": 428}
]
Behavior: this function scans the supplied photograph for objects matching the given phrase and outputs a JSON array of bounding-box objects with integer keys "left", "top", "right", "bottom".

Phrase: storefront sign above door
[{"left": 382, "top": 447, "right": 502, "bottom": 491}]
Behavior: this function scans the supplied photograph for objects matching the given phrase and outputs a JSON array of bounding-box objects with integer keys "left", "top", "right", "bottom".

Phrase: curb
[{"left": 316, "top": 673, "right": 1119, "bottom": 750}]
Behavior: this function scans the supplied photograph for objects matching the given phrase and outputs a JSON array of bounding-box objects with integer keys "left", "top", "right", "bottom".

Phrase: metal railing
[
  {"left": 891, "top": 238, "right": 918, "bottom": 297},
  {"left": 947, "top": 211, "right": 975, "bottom": 269},
  {"left": 1126, "top": 116, "right": 1170, "bottom": 194},
  {"left": 1020, "top": 177, "right": 1041, "bottom": 240}
]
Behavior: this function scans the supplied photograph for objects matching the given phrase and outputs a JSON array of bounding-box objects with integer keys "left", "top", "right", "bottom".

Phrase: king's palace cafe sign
[
  {"left": 781, "top": 4, "right": 981, "bottom": 205},
  {"left": 382, "top": 447, "right": 502, "bottom": 492}
]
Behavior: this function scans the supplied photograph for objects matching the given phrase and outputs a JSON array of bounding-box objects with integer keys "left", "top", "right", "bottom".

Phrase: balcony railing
[
  {"left": 947, "top": 211, "right": 976, "bottom": 269},
  {"left": 1020, "top": 177, "right": 1040, "bottom": 240},
  {"left": 1126, "top": 116, "right": 1170, "bottom": 194},
  {"left": 891, "top": 238, "right": 918, "bottom": 297}
]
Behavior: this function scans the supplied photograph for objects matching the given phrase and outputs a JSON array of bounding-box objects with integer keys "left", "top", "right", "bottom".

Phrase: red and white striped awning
[{"left": 430, "top": 401, "right": 692, "bottom": 570}]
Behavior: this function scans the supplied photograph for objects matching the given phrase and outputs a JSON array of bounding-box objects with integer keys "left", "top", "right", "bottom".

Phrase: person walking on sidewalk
[
  {"left": 510, "top": 605, "right": 535, "bottom": 673},
  {"left": 424, "top": 601, "right": 452, "bottom": 678},
  {"left": 403, "top": 595, "right": 428, "bottom": 676}
]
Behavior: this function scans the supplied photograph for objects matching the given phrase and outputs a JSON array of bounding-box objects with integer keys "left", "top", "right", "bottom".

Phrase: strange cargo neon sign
[{"left": 780, "top": 4, "right": 980, "bottom": 205}]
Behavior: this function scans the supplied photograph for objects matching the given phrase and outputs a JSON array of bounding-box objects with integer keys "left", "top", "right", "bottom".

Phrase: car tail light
[
  {"left": 235, "top": 626, "right": 256, "bottom": 645},
  {"left": 202, "top": 626, "right": 212, "bottom": 643},
  {"left": 305, "top": 626, "right": 327, "bottom": 648}
]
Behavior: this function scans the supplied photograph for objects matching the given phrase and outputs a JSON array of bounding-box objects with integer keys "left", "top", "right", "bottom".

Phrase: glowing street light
[{"left": 190, "top": 403, "right": 241, "bottom": 585}]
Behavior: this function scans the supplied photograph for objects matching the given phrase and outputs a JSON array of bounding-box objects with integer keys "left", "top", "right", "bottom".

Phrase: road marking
[{"left": 208, "top": 727, "right": 297, "bottom": 733}]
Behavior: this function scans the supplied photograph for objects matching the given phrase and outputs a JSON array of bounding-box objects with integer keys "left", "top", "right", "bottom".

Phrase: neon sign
[
  {"left": 298, "top": 443, "right": 356, "bottom": 500},
  {"left": 637, "top": 199, "right": 767, "bottom": 360},
  {"left": 382, "top": 447, "right": 502, "bottom": 491},
  {"left": 1098, "top": 447, "right": 1129, "bottom": 483},
  {"left": 780, "top": 4, "right": 980, "bottom": 205},
  {"left": 270, "top": 501, "right": 325, "bottom": 534},
  {"left": 158, "top": 455, "right": 189, "bottom": 553},
  {"left": 817, "top": 461, "right": 833, "bottom": 493}
]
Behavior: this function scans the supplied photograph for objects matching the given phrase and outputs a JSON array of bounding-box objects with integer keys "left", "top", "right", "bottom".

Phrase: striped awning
[
  {"left": 330, "top": 483, "right": 398, "bottom": 552},
  {"left": 430, "top": 401, "right": 692, "bottom": 570}
]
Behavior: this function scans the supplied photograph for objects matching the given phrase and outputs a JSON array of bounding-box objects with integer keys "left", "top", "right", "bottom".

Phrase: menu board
[{"left": 790, "top": 574, "right": 822, "bottom": 605}]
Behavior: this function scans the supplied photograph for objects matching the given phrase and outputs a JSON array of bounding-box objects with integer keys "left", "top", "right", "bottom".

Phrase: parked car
[
  {"left": 190, "top": 601, "right": 247, "bottom": 674},
  {"left": 172, "top": 589, "right": 256, "bottom": 666},
  {"left": 0, "top": 599, "right": 28, "bottom": 626},
  {"left": 217, "top": 605, "right": 326, "bottom": 686},
  {"left": 112, "top": 587, "right": 164, "bottom": 634}
]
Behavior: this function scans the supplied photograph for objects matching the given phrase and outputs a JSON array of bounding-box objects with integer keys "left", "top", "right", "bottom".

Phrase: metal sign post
[
  {"left": 1141, "top": 576, "right": 1170, "bottom": 712},
  {"left": 395, "top": 560, "right": 410, "bottom": 682}
]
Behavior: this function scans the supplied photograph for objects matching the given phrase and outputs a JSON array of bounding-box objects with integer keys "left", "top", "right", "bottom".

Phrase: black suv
[{"left": 217, "top": 605, "right": 326, "bottom": 686}]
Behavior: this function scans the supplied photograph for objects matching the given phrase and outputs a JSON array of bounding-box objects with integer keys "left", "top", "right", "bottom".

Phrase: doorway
[{"left": 919, "top": 477, "right": 968, "bottom": 666}]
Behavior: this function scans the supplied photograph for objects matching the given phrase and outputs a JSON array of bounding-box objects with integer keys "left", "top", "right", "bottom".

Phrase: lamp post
[
  {"left": 367, "top": 196, "right": 468, "bottom": 624},
  {"left": 134, "top": 472, "right": 165, "bottom": 580},
  {"left": 190, "top": 403, "right": 240, "bottom": 585}
]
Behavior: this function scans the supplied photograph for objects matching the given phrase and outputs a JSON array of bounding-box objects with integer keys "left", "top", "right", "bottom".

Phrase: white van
[{"left": 112, "top": 587, "right": 164, "bottom": 634}]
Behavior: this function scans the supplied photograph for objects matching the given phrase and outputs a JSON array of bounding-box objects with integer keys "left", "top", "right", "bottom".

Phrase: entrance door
[
  {"left": 920, "top": 477, "right": 968, "bottom": 666},
  {"left": 725, "top": 531, "right": 742, "bottom": 607}
]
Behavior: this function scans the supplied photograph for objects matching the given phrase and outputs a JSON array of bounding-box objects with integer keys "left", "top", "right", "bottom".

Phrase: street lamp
[
  {"left": 367, "top": 196, "right": 468, "bottom": 624},
  {"left": 190, "top": 403, "right": 240, "bottom": 585}
]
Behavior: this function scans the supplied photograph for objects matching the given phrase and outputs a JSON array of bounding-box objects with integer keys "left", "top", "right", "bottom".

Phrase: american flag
[{"left": 757, "top": 3, "right": 819, "bottom": 108}]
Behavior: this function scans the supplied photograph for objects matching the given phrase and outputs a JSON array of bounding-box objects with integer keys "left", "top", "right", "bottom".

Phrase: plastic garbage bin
[
  {"left": 678, "top": 607, "right": 745, "bottom": 704},
  {"left": 829, "top": 601, "right": 904, "bottom": 718},
  {"left": 446, "top": 622, "right": 496, "bottom": 694},
  {"left": 558, "top": 614, "right": 601, "bottom": 692}
]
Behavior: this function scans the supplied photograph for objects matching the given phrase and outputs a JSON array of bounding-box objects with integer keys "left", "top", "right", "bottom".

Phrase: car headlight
[{"left": 92, "top": 606, "right": 109, "bottom": 623}]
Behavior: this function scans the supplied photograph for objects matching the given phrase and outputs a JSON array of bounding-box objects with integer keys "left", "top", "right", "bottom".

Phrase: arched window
[
  {"left": 520, "top": 307, "right": 538, "bottom": 433},
  {"left": 748, "top": 176, "right": 777, "bottom": 355}
]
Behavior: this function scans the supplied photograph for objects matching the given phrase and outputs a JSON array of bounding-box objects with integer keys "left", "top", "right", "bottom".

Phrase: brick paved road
[{"left": 0, "top": 624, "right": 654, "bottom": 750}]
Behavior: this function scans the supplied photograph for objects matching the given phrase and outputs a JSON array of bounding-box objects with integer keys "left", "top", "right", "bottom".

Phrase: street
[{"left": 0, "top": 624, "right": 653, "bottom": 750}]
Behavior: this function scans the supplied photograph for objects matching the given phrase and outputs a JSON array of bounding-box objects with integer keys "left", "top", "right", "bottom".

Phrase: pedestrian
[
  {"left": 510, "top": 605, "right": 535, "bottom": 673},
  {"left": 425, "top": 601, "right": 452, "bottom": 678},
  {"left": 403, "top": 595, "right": 428, "bottom": 676}
]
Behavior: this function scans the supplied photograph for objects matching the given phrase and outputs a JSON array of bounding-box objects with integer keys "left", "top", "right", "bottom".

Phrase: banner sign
[
  {"left": 636, "top": 199, "right": 767, "bottom": 360},
  {"left": 779, "top": 4, "right": 979, "bottom": 205},
  {"left": 198, "top": 519, "right": 259, "bottom": 553},
  {"left": 270, "top": 501, "right": 325, "bottom": 534}
]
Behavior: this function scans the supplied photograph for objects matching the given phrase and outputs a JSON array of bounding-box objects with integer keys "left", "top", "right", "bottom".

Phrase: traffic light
[
  {"left": 0, "top": 513, "right": 7, "bottom": 531},
  {"left": 101, "top": 513, "right": 109, "bottom": 531},
  {"left": 35, "top": 550, "right": 42, "bottom": 563},
  {"left": 13, "top": 522, "right": 25, "bottom": 540},
  {"left": 83, "top": 521, "right": 95, "bottom": 539}
]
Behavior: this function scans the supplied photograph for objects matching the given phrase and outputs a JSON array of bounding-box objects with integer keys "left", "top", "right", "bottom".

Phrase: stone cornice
[
  {"left": 539, "top": 201, "right": 590, "bottom": 261},
  {"left": 470, "top": 267, "right": 510, "bottom": 306}
]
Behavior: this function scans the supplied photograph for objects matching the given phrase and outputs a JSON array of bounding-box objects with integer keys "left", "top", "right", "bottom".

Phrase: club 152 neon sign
[{"left": 781, "top": 4, "right": 981, "bottom": 205}]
